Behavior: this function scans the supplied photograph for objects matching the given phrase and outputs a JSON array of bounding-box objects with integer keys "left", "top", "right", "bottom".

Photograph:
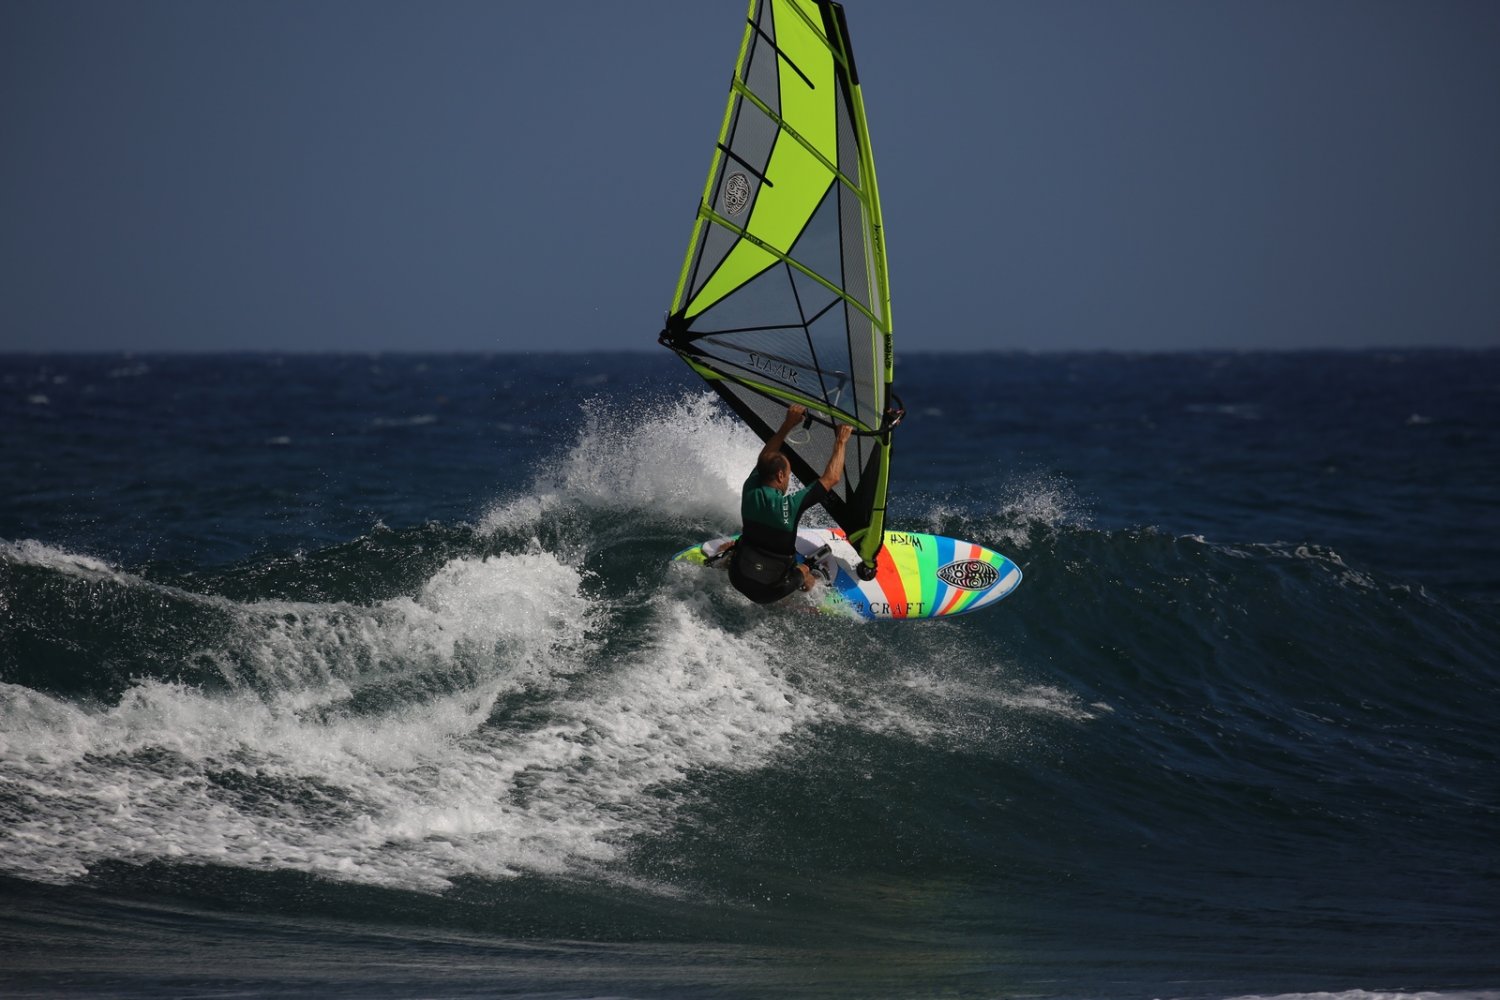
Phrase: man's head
[{"left": 757, "top": 453, "right": 791, "bottom": 490}]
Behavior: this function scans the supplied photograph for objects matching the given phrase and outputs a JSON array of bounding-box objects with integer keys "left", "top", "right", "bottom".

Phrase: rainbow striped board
[{"left": 673, "top": 527, "right": 1021, "bottom": 621}]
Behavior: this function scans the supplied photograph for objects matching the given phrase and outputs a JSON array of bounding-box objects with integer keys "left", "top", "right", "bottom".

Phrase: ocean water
[{"left": 1, "top": 350, "right": 1497, "bottom": 999}]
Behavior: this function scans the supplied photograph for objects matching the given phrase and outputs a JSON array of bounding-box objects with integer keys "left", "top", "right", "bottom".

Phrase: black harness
[
  {"left": 732, "top": 518, "right": 798, "bottom": 585},
  {"left": 731, "top": 543, "right": 795, "bottom": 586}
]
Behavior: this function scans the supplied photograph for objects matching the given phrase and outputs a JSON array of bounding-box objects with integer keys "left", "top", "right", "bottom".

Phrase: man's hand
[
  {"left": 819, "top": 423, "right": 854, "bottom": 490},
  {"left": 763, "top": 403, "right": 808, "bottom": 465}
]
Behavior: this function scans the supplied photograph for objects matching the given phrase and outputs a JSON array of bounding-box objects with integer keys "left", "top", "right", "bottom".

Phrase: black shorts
[{"left": 728, "top": 546, "right": 802, "bottom": 604}]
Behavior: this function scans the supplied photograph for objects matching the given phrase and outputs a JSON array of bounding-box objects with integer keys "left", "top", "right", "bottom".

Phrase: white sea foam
[
  {"left": 854, "top": 661, "right": 1097, "bottom": 746},
  {"left": 1185, "top": 401, "right": 1263, "bottom": 420},
  {"left": 0, "top": 547, "right": 838, "bottom": 893},
  {"left": 480, "top": 392, "right": 758, "bottom": 535},
  {"left": 1002, "top": 471, "right": 1090, "bottom": 530},
  {"left": 1218, "top": 991, "right": 1500, "bottom": 1000},
  {"left": 760, "top": 623, "right": 1097, "bottom": 752},
  {"left": 2, "top": 538, "right": 287, "bottom": 621},
  {"left": 204, "top": 550, "right": 598, "bottom": 691},
  {"left": 370, "top": 414, "right": 437, "bottom": 428},
  {"left": 924, "top": 469, "right": 1089, "bottom": 549},
  {"left": 1218, "top": 540, "right": 1381, "bottom": 591},
  {"left": 1, "top": 538, "right": 126, "bottom": 581}
]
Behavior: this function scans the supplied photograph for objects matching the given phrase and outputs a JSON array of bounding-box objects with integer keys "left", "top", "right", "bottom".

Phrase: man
[{"left": 729, "top": 403, "right": 853, "bottom": 604}]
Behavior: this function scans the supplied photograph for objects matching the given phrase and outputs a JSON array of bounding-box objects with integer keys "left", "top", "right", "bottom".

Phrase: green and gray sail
[{"left": 658, "top": 0, "right": 896, "bottom": 567}]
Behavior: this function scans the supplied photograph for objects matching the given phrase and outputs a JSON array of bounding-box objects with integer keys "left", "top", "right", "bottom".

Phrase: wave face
[{"left": 2, "top": 351, "right": 1498, "bottom": 999}]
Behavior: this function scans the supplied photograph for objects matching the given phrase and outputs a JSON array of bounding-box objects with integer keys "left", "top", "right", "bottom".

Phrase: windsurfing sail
[{"left": 658, "top": 0, "right": 898, "bottom": 570}]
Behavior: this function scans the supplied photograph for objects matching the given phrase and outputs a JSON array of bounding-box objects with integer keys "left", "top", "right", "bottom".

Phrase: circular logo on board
[
  {"left": 937, "top": 559, "right": 1000, "bottom": 592},
  {"left": 724, "top": 172, "right": 751, "bottom": 215}
]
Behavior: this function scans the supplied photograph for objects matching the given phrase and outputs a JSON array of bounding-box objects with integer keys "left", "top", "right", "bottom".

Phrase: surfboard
[{"left": 674, "top": 527, "right": 1021, "bottom": 621}]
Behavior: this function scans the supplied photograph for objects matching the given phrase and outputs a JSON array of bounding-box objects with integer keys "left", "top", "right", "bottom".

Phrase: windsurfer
[{"left": 729, "top": 404, "right": 853, "bottom": 604}]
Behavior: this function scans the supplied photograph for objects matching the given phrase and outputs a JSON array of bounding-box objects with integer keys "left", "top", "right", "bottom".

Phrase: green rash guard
[{"left": 740, "top": 469, "right": 829, "bottom": 556}]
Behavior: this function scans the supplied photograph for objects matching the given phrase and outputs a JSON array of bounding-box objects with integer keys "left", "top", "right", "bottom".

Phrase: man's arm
[
  {"left": 818, "top": 424, "right": 854, "bottom": 490},
  {"left": 760, "top": 404, "right": 806, "bottom": 465}
]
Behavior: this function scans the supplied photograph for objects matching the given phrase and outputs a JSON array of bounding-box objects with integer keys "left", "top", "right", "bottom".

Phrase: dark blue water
[{"left": 3, "top": 350, "right": 1498, "bottom": 999}]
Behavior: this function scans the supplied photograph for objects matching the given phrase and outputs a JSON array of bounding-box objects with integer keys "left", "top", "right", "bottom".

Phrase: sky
[{"left": 2, "top": 0, "right": 1497, "bottom": 353}]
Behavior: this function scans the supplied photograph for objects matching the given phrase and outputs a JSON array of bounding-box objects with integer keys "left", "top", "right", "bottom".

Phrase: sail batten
[
  {"left": 781, "top": 0, "right": 852, "bottom": 72},
  {"left": 729, "top": 81, "right": 858, "bottom": 191},
  {"left": 688, "top": 203, "right": 884, "bottom": 329},
  {"left": 660, "top": 0, "right": 894, "bottom": 566}
]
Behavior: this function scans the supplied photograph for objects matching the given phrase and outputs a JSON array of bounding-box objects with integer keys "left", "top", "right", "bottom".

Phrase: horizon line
[{"left": 3, "top": 344, "right": 1495, "bottom": 358}]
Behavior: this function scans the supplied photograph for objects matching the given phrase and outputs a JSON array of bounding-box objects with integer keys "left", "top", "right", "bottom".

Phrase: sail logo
[
  {"left": 724, "top": 173, "right": 751, "bottom": 215},
  {"left": 748, "top": 352, "right": 798, "bottom": 384},
  {"left": 937, "top": 559, "right": 998, "bottom": 592}
]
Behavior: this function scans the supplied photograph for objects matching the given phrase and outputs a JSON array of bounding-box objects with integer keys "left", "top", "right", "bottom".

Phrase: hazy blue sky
[{"left": 3, "top": 0, "right": 1497, "bottom": 353}]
